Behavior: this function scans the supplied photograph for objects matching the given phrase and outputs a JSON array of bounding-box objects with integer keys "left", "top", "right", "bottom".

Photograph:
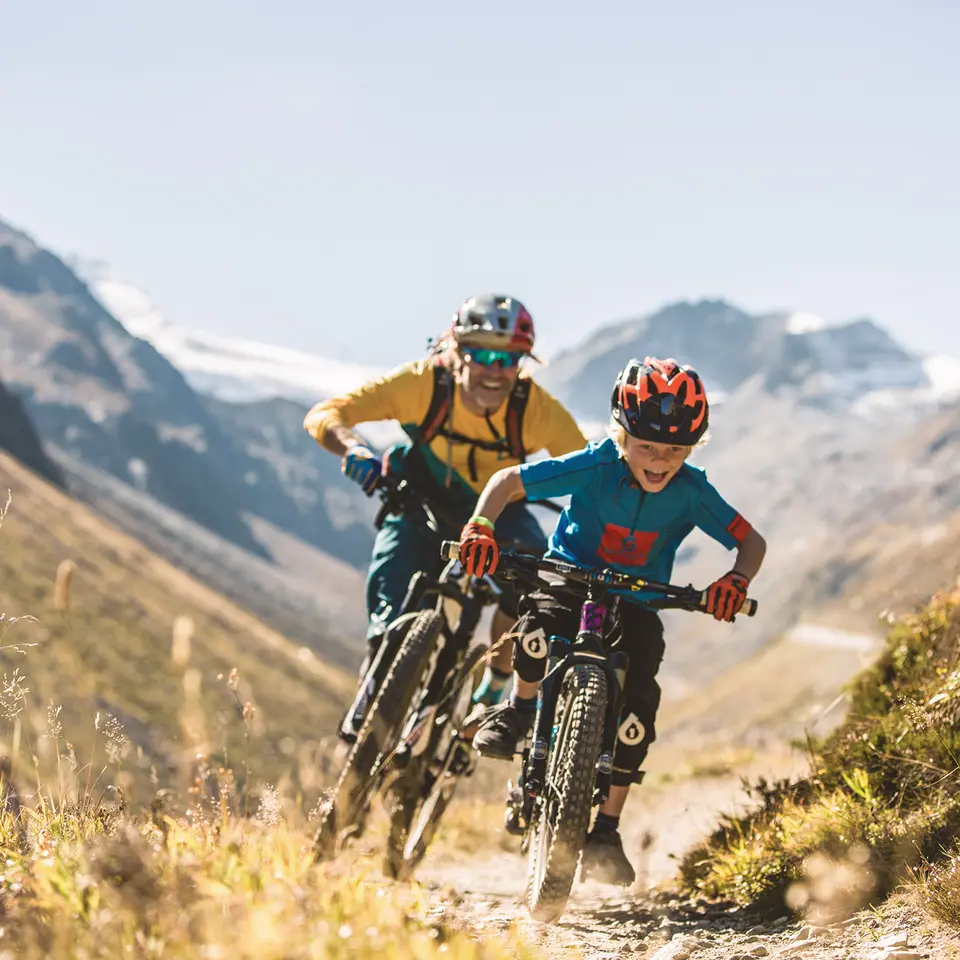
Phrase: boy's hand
[
  {"left": 459, "top": 518, "right": 499, "bottom": 576},
  {"left": 706, "top": 571, "right": 750, "bottom": 622},
  {"left": 341, "top": 445, "right": 382, "bottom": 495}
]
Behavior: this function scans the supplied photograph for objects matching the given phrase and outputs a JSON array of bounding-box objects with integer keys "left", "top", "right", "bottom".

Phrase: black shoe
[
  {"left": 581, "top": 829, "right": 636, "bottom": 886},
  {"left": 472, "top": 703, "right": 533, "bottom": 761}
]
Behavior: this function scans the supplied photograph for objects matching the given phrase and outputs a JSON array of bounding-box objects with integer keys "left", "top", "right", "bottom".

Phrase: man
[{"left": 304, "top": 294, "right": 587, "bottom": 740}]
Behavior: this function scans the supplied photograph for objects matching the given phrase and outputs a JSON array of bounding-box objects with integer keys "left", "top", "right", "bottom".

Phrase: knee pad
[
  {"left": 611, "top": 710, "right": 656, "bottom": 787},
  {"left": 513, "top": 617, "right": 551, "bottom": 684}
]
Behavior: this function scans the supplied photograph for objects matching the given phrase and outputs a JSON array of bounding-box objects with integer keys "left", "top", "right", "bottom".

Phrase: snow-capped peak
[
  {"left": 74, "top": 261, "right": 385, "bottom": 405},
  {"left": 785, "top": 311, "right": 830, "bottom": 334},
  {"left": 924, "top": 354, "right": 960, "bottom": 401}
]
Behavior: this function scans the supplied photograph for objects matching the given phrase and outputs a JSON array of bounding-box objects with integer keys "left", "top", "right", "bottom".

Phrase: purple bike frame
[{"left": 579, "top": 600, "right": 607, "bottom": 637}]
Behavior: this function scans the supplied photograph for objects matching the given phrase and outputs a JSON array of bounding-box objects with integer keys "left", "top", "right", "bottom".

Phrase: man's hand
[
  {"left": 342, "top": 445, "right": 381, "bottom": 495},
  {"left": 705, "top": 571, "right": 750, "bottom": 622},
  {"left": 459, "top": 518, "right": 499, "bottom": 577}
]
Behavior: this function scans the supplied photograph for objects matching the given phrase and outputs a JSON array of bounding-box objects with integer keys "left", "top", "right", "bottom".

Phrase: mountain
[
  {"left": 0, "top": 374, "right": 63, "bottom": 487},
  {"left": 539, "top": 298, "right": 960, "bottom": 422},
  {"left": 0, "top": 219, "right": 379, "bottom": 574},
  {"left": 0, "top": 445, "right": 352, "bottom": 796},
  {"left": 530, "top": 299, "right": 960, "bottom": 692},
  {"left": 10, "top": 217, "right": 960, "bottom": 699}
]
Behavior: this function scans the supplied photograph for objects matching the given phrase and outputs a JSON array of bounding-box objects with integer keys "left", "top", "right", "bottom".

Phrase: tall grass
[
  {"left": 679, "top": 585, "right": 960, "bottom": 924},
  {"left": 0, "top": 649, "right": 541, "bottom": 958}
]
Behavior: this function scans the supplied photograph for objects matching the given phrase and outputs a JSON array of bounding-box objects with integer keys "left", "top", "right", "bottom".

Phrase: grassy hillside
[
  {"left": 679, "top": 582, "right": 960, "bottom": 925},
  {"left": 0, "top": 448, "right": 353, "bottom": 808}
]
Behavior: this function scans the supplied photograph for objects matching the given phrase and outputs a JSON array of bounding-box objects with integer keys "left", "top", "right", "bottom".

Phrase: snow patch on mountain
[
  {"left": 924, "top": 354, "right": 960, "bottom": 400},
  {"left": 75, "top": 260, "right": 385, "bottom": 404},
  {"left": 785, "top": 311, "right": 830, "bottom": 334}
]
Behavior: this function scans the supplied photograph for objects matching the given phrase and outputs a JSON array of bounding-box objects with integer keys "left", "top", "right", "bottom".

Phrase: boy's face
[{"left": 621, "top": 435, "right": 693, "bottom": 492}]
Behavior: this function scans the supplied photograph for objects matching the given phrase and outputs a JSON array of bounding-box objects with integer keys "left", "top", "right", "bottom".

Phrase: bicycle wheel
[
  {"left": 314, "top": 610, "right": 443, "bottom": 860},
  {"left": 524, "top": 663, "right": 607, "bottom": 923},
  {"left": 383, "top": 642, "right": 487, "bottom": 879}
]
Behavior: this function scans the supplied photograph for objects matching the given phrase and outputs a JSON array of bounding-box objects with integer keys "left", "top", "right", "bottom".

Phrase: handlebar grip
[
  {"left": 441, "top": 540, "right": 461, "bottom": 561},
  {"left": 697, "top": 590, "right": 759, "bottom": 617}
]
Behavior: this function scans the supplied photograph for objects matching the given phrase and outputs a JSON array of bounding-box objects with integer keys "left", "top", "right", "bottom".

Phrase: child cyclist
[{"left": 455, "top": 357, "right": 766, "bottom": 885}]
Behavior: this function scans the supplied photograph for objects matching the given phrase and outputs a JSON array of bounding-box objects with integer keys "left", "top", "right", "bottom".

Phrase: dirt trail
[
  {"left": 418, "top": 752, "right": 956, "bottom": 958},
  {"left": 410, "top": 622, "right": 957, "bottom": 957}
]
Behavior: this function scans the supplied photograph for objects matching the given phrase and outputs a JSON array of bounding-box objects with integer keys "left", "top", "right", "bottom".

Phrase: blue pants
[{"left": 365, "top": 501, "right": 547, "bottom": 645}]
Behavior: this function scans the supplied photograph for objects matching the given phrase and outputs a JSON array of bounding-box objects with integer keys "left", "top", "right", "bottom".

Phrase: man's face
[
  {"left": 621, "top": 435, "right": 692, "bottom": 492},
  {"left": 457, "top": 347, "right": 522, "bottom": 412}
]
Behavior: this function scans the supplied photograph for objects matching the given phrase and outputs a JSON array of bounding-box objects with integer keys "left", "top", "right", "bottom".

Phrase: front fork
[{"left": 508, "top": 601, "right": 629, "bottom": 831}]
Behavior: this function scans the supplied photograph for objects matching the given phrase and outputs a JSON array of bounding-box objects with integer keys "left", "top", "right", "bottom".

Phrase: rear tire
[
  {"left": 524, "top": 664, "right": 607, "bottom": 923},
  {"left": 314, "top": 610, "right": 443, "bottom": 860}
]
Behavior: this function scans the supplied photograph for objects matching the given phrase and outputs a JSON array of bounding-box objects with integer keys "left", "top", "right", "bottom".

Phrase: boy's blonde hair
[{"left": 606, "top": 416, "right": 710, "bottom": 456}]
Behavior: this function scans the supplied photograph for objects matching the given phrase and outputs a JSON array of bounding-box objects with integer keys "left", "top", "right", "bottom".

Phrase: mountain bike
[
  {"left": 439, "top": 539, "right": 758, "bottom": 924},
  {"left": 313, "top": 477, "right": 560, "bottom": 869}
]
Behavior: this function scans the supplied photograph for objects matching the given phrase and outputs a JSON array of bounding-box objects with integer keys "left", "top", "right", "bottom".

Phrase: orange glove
[
  {"left": 706, "top": 571, "right": 750, "bottom": 622},
  {"left": 459, "top": 517, "right": 499, "bottom": 577}
]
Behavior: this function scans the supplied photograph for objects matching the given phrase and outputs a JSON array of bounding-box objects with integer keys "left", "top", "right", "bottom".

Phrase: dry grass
[{"left": 0, "top": 764, "right": 543, "bottom": 958}]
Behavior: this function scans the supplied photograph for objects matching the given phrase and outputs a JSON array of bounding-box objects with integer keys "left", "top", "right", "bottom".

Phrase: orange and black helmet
[{"left": 611, "top": 356, "right": 709, "bottom": 446}]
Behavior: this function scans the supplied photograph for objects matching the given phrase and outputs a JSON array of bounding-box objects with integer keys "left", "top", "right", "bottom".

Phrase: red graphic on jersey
[
  {"left": 727, "top": 513, "right": 753, "bottom": 543},
  {"left": 597, "top": 524, "right": 659, "bottom": 566}
]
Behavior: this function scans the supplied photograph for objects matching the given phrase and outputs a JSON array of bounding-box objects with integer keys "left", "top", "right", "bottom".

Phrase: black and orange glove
[
  {"left": 705, "top": 571, "right": 750, "bottom": 622},
  {"left": 459, "top": 517, "right": 499, "bottom": 577}
]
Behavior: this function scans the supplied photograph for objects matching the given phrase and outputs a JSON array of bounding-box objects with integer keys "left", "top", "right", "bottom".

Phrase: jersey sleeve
[
  {"left": 522, "top": 380, "right": 588, "bottom": 457},
  {"left": 518, "top": 443, "right": 598, "bottom": 501},
  {"left": 692, "top": 478, "right": 754, "bottom": 550},
  {"left": 303, "top": 360, "right": 432, "bottom": 441}
]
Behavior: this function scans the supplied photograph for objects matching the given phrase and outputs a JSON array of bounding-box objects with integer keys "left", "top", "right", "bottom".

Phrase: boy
[{"left": 455, "top": 357, "right": 766, "bottom": 885}]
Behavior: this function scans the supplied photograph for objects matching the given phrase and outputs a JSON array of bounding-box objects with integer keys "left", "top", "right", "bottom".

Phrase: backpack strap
[
  {"left": 504, "top": 377, "right": 531, "bottom": 461},
  {"left": 417, "top": 359, "right": 455, "bottom": 445}
]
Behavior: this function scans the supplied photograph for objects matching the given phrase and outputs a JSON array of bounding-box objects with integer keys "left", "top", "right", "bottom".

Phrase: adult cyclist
[{"left": 304, "top": 294, "right": 587, "bottom": 741}]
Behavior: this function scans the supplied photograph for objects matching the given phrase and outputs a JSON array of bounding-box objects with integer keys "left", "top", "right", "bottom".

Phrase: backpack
[{"left": 414, "top": 358, "right": 531, "bottom": 483}]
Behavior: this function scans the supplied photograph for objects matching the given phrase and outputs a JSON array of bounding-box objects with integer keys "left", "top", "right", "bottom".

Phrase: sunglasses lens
[{"left": 467, "top": 349, "right": 521, "bottom": 367}]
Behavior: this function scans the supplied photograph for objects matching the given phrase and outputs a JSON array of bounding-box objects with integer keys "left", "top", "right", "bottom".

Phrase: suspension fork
[
  {"left": 523, "top": 602, "right": 630, "bottom": 807},
  {"left": 526, "top": 595, "right": 623, "bottom": 798}
]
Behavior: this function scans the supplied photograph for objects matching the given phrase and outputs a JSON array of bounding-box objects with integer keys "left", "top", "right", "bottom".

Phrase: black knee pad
[
  {"left": 512, "top": 614, "right": 551, "bottom": 684},
  {"left": 611, "top": 709, "right": 656, "bottom": 787}
]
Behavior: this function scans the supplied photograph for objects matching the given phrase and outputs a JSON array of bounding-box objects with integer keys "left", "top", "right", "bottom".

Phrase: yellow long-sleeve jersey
[{"left": 304, "top": 358, "right": 587, "bottom": 496}]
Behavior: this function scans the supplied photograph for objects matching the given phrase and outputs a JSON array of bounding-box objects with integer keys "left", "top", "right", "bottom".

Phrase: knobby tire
[
  {"left": 525, "top": 663, "right": 607, "bottom": 923},
  {"left": 384, "top": 642, "right": 488, "bottom": 879},
  {"left": 314, "top": 610, "right": 443, "bottom": 859}
]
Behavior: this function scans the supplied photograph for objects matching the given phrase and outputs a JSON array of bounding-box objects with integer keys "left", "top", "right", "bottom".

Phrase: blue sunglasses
[{"left": 462, "top": 347, "right": 524, "bottom": 368}]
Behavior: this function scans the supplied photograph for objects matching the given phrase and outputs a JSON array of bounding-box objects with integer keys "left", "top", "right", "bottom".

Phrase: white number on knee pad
[
  {"left": 617, "top": 712, "right": 646, "bottom": 746},
  {"left": 521, "top": 628, "right": 548, "bottom": 659}
]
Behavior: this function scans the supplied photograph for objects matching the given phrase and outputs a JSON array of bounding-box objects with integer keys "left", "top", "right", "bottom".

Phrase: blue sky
[{"left": 1, "top": 1, "right": 957, "bottom": 364}]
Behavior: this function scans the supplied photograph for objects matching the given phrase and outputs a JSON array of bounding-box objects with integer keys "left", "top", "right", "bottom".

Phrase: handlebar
[{"left": 440, "top": 540, "right": 758, "bottom": 618}]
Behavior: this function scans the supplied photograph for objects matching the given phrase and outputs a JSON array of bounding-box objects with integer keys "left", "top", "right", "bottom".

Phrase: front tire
[
  {"left": 524, "top": 664, "right": 607, "bottom": 923},
  {"left": 314, "top": 610, "right": 443, "bottom": 860}
]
